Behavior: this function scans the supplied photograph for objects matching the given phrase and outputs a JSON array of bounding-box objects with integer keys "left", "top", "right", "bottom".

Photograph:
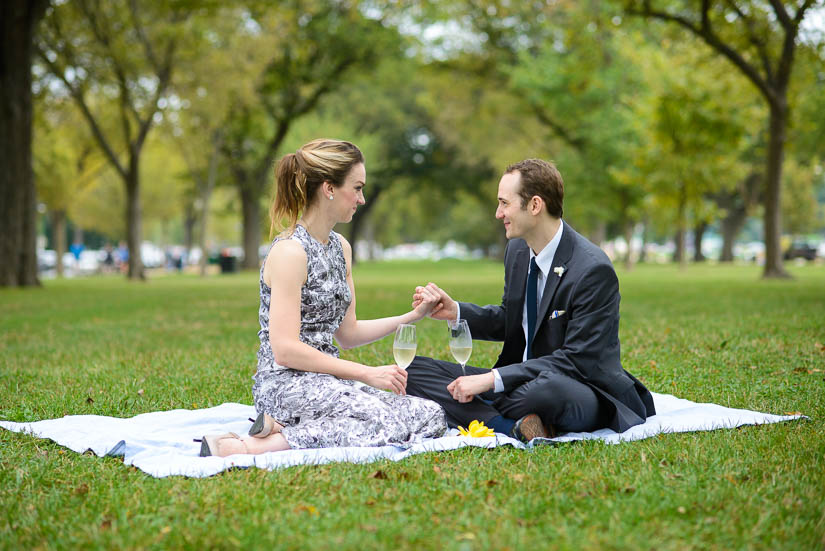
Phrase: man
[{"left": 406, "top": 159, "right": 655, "bottom": 441}]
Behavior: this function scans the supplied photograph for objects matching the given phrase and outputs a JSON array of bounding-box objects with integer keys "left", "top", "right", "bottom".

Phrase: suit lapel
[
  {"left": 535, "top": 221, "right": 575, "bottom": 335},
  {"left": 508, "top": 244, "right": 529, "bottom": 324}
]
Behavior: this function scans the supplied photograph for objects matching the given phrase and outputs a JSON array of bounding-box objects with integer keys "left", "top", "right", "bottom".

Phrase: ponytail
[{"left": 270, "top": 153, "right": 307, "bottom": 237}]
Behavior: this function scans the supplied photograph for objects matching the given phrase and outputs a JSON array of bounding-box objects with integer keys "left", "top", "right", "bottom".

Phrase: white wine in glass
[
  {"left": 448, "top": 319, "right": 472, "bottom": 376},
  {"left": 393, "top": 324, "right": 417, "bottom": 370}
]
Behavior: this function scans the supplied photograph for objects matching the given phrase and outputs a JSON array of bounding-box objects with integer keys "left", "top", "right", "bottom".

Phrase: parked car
[{"left": 783, "top": 241, "right": 818, "bottom": 261}]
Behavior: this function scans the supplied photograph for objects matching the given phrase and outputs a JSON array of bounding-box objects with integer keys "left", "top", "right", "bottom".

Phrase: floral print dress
[{"left": 251, "top": 224, "right": 447, "bottom": 449}]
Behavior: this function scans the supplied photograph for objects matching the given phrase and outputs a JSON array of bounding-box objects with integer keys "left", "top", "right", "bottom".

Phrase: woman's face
[{"left": 332, "top": 162, "right": 366, "bottom": 223}]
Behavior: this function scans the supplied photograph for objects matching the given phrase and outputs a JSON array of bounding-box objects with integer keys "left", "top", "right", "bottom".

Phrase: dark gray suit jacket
[{"left": 459, "top": 221, "right": 655, "bottom": 432}]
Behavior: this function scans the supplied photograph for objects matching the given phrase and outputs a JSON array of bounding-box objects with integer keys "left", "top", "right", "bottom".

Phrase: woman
[{"left": 200, "top": 139, "right": 447, "bottom": 457}]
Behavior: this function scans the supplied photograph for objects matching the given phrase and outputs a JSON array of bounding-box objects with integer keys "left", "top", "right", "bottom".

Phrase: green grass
[{"left": 1, "top": 261, "right": 823, "bottom": 550}]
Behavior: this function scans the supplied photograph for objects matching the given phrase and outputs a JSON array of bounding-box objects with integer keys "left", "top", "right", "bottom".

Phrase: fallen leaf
[
  {"left": 457, "top": 533, "right": 476, "bottom": 541},
  {"left": 361, "top": 524, "right": 377, "bottom": 533},
  {"left": 621, "top": 486, "right": 635, "bottom": 494},
  {"left": 815, "top": 342, "right": 825, "bottom": 352},
  {"left": 100, "top": 519, "right": 112, "bottom": 530},
  {"left": 365, "top": 499, "right": 375, "bottom": 506},
  {"left": 73, "top": 483, "right": 89, "bottom": 495},
  {"left": 486, "top": 479, "right": 499, "bottom": 487},
  {"left": 137, "top": 389, "right": 144, "bottom": 396},
  {"left": 510, "top": 473, "right": 525, "bottom": 482},
  {"left": 85, "top": 397, "right": 94, "bottom": 404},
  {"left": 433, "top": 465, "right": 442, "bottom": 474},
  {"left": 677, "top": 506, "right": 686, "bottom": 514},
  {"left": 748, "top": 365, "right": 757, "bottom": 370},
  {"left": 369, "top": 470, "right": 387, "bottom": 480},
  {"left": 160, "top": 526, "right": 171, "bottom": 535},
  {"left": 648, "top": 360, "right": 657, "bottom": 369},
  {"left": 293, "top": 504, "right": 319, "bottom": 516},
  {"left": 784, "top": 411, "right": 803, "bottom": 416}
]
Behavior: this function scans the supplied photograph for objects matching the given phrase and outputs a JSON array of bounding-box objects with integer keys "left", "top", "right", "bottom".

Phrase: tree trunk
[
  {"left": 589, "top": 221, "right": 606, "bottom": 248},
  {"left": 719, "top": 209, "right": 746, "bottom": 262},
  {"left": 0, "top": 0, "right": 46, "bottom": 287},
  {"left": 240, "top": 185, "right": 261, "bottom": 270},
  {"left": 638, "top": 218, "right": 648, "bottom": 263},
  {"left": 183, "top": 204, "right": 196, "bottom": 261},
  {"left": 673, "top": 182, "right": 687, "bottom": 268},
  {"left": 762, "top": 103, "right": 790, "bottom": 278},
  {"left": 623, "top": 219, "right": 635, "bottom": 271},
  {"left": 693, "top": 221, "right": 707, "bottom": 262},
  {"left": 51, "top": 210, "right": 66, "bottom": 277},
  {"left": 673, "top": 227, "right": 684, "bottom": 265},
  {"left": 347, "top": 188, "right": 382, "bottom": 265},
  {"left": 198, "top": 136, "right": 220, "bottom": 277},
  {"left": 125, "top": 157, "right": 145, "bottom": 280}
]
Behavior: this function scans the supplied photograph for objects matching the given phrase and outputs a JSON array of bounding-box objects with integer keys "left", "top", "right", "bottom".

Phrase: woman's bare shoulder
[{"left": 263, "top": 238, "right": 307, "bottom": 287}]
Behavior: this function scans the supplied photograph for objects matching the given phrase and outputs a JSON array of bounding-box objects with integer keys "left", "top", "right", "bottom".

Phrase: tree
[
  {"left": 35, "top": 0, "right": 192, "bottom": 279},
  {"left": 508, "top": 3, "right": 648, "bottom": 263},
  {"left": 1, "top": 0, "right": 48, "bottom": 287},
  {"left": 220, "top": 2, "right": 396, "bottom": 269},
  {"left": 625, "top": 0, "right": 824, "bottom": 278},
  {"left": 33, "top": 95, "right": 107, "bottom": 276}
]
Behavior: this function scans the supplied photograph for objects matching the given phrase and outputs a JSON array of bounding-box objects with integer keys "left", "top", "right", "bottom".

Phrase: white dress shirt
[{"left": 456, "top": 223, "right": 564, "bottom": 393}]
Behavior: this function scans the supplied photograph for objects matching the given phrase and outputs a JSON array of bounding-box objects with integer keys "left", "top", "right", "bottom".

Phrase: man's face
[{"left": 495, "top": 171, "right": 532, "bottom": 240}]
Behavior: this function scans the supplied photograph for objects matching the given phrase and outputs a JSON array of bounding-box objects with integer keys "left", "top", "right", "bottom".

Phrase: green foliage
[
  {"left": 31, "top": 0, "right": 825, "bottom": 256},
  {"left": 1, "top": 262, "right": 824, "bottom": 549}
]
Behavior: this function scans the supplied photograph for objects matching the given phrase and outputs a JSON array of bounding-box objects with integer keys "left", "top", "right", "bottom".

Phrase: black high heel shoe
[
  {"left": 198, "top": 432, "right": 249, "bottom": 457},
  {"left": 248, "top": 412, "right": 280, "bottom": 438}
]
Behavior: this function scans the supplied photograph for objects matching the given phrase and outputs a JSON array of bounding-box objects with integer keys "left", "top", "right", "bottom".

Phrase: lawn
[{"left": 1, "top": 261, "right": 823, "bottom": 550}]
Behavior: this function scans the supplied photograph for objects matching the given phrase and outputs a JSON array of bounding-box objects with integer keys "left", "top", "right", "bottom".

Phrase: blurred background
[{"left": 3, "top": 0, "right": 824, "bottom": 284}]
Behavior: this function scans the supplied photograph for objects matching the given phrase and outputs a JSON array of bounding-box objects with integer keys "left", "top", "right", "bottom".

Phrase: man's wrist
[{"left": 492, "top": 369, "right": 504, "bottom": 393}]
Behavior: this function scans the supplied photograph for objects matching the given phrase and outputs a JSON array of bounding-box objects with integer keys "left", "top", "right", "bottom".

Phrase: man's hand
[
  {"left": 412, "top": 282, "right": 458, "bottom": 321},
  {"left": 411, "top": 283, "right": 441, "bottom": 321},
  {"left": 447, "top": 372, "right": 495, "bottom": 403}
]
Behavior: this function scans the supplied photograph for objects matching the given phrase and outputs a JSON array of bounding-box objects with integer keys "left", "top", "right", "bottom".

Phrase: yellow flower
[{"left": 458, "top": 419, "right": 495, "bottom": 438}]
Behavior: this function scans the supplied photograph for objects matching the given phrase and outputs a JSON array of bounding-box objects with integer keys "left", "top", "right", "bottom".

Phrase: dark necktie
[{"left": 526, "top": 257, "right": 539, "bottom": 360}]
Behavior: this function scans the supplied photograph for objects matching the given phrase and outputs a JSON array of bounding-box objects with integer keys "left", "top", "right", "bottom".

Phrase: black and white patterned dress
[{"left": 252, "top": 224, "right": 447, "bottom": 449}]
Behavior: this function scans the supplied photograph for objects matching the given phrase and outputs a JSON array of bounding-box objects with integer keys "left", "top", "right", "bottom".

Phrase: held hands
[
  {"left": 447, "top": 372, "right": 495, "bottom": 403},
  {"left": 363, "top": 364, "right": 408, "bottom": 395},
  {"left": 412, "top": 283, "right": 458, "bottom": 321}
]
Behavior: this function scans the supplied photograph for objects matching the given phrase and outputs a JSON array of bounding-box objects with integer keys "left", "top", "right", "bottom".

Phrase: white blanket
[{"left": 0, "top": 392, "right": 803, "bottom": 478}]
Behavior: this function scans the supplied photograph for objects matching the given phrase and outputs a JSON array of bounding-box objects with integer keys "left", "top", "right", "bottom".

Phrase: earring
[{"left": 329, "top": 195, "right": 334, "bottom": 200}]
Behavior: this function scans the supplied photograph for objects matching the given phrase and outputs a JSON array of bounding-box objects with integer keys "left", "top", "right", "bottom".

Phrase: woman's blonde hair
[{"left": 270, "top": 138, "right": 364, "bottom": 236}]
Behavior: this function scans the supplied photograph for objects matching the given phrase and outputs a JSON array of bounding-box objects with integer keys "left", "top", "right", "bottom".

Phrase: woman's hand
[
  {"left": 412, "top": 282, "right": 458, "bottom": 321},
  {"left": 361, "top": 365, "right": 408, "bottom": 395},
  {"left": 411, "top": 283, "right": 442, "bottom": 321}
]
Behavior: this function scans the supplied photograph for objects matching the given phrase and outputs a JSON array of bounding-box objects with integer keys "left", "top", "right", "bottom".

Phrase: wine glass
[
  {"left": 448, "top": 319, "right": 472, "bottom": 376},
  {"left": 393, "top": 324, "right": 417, "bottom": 370}
]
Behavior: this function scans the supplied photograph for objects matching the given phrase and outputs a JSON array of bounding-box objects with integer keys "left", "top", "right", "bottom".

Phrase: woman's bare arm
[{"left": 264, "top": 238, "right": 407, "bottom": 394}]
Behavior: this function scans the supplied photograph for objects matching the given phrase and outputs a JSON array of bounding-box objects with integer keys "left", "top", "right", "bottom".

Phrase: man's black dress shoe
[{"left": 512, "top": 414, "right": 554, "bottom": 442}]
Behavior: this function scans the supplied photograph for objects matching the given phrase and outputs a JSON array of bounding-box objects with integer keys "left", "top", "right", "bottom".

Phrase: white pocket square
[{"left": 549, "top": 310, "right": 566, "bottom": 320}]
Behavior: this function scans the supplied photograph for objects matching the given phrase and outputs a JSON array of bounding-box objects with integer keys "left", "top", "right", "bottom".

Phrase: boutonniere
[{"left": 553, "top": 266, "right": 565, "bottom": 277}]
